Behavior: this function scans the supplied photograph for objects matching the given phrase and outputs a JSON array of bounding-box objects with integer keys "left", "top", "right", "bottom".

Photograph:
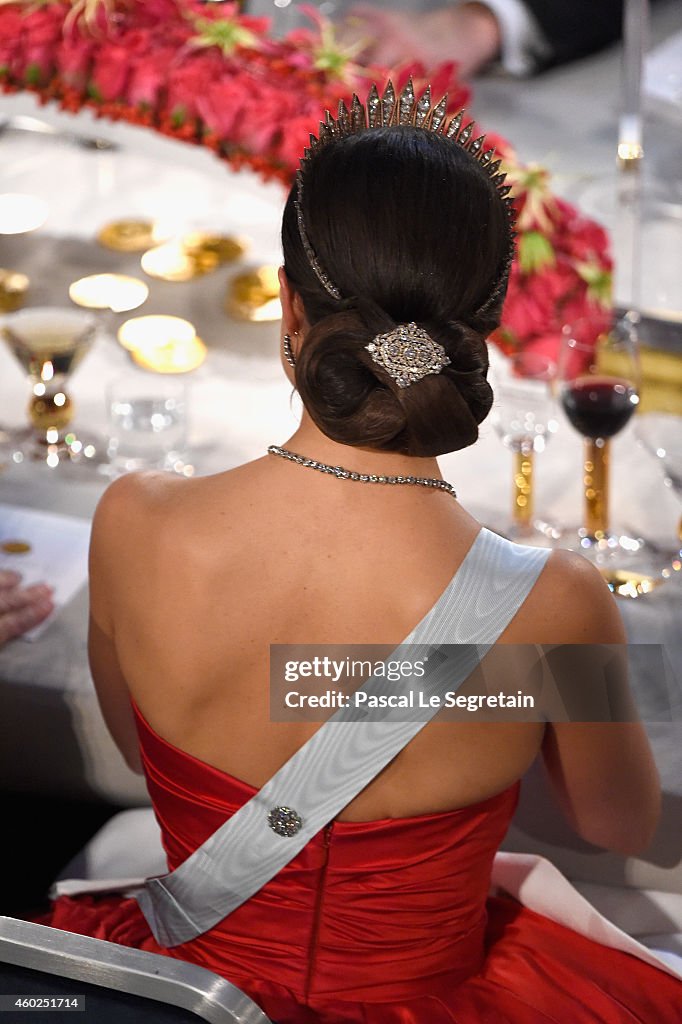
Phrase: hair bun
[
  {"left": 295, "top": 309, "right": 409, "bottom": 451},
  {"left": 295, "top": 309, "right": 492, "bottom": 457}
]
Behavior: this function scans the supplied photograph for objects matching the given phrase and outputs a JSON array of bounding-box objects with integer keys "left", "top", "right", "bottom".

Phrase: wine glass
[
  {"left": 558, "top": 313, "right": 642, "bottom": 560},
  {"left": 491, "top": 351, "right": 559, "bottom": 544},
  {"left": 556, "top": 313, "right": 669, "bottom": 597},
  {"left": 1, "top": 306, "right": 101, "bottom": 467}
]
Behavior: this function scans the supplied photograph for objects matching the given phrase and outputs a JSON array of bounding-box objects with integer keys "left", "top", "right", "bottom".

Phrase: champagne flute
[{"left": 491, "top": 351, "right": 559, "bottom": 544}]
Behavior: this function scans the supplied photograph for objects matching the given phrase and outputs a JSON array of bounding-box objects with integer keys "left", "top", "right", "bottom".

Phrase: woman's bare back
[{"left": 89, "top": 456, "right": 621, "bottom": 824}]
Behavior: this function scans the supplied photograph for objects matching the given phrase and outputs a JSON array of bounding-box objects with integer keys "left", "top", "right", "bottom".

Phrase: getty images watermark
[
  {"left": 270, "top": 644, "right": 680, "bottom": 723},
  {"left": 280, "top": 654, "right": 534, "bottom": 713}
]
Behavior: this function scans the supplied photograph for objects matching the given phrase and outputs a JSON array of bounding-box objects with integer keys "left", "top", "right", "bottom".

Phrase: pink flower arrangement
[
  {"left": 494, "top": 160, "right": 612, "bottom": 365},
  {"left": 0, "top": 0, "right": 612, "bottom": 360}
]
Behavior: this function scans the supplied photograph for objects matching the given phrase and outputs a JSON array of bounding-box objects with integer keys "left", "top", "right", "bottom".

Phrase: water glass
[
  {"left": 491, "top": 351, "right": 558, "bottom": 543},
  {"left": 106, "top": 374, "right": 189, "bottom": 475}
]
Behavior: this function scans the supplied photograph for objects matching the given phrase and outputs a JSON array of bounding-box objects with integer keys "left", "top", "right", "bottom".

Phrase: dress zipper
[{"left": 303, "top": 822, "right": 333, "bottom": 1004}]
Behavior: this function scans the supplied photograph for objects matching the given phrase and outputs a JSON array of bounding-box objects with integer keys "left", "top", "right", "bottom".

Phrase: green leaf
[
  {"left": 86, "top": 82, "right": 103, "bottom": 102},
  {"left": 576, "top": 261, "right": 612, "bottom": 305},
  {"left": 312, "top": 21, "right": 363, "bottom": 79},
  {"left": 518, "top": 166, "right": 548, "bottom": 192},
  {"left": 313, "top": 48, "right": 348, "bottom": 75},
  {"left": 518, "top": 231, "right": 555, "bottom": 274},
  {"left": 171, "top": 105, "right": 186, "bottom": 129},
  {"left": 25, "top": 62, "right": 42, "bottom": 85},
  {"left": 189, "top": 18, "right": 257, "bottom": 56}
]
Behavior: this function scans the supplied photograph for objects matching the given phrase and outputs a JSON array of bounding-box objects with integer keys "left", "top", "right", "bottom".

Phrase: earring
[{"left": 283, "top": 333, "right": 296, "bottom": 368}]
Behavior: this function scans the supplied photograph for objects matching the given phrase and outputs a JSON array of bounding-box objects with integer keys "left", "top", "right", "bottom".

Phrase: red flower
[
  {"left": 501, "top": 286, "right": 553, "bottom": 343},
  {"left": 17, "top": 6, "right": 64, "bottom": 85},
  {"left": 237, "top": 94, "right": 283, "bottom": 154},
  {"left": 276, "top": 112, "right": 324, "bottom": 173},
  {"left": 133, "top": 0, "right": 189, "bottom": 28},
  {"left": 57, "top": 33, "right": 96, "bottom": 91},
  {"left": 165, "top": 51, "right": 223, "bottom": 121},
  {"left": 0, "top": 10, "right": 24, "bottom": 77},
  {"left": 91, "top": 48, "right": 130, "bottom": 101},
  {"left": 91, "top": 39, "right": 139, "bottom": 102},
  {"left": 127, "top": 43, "right": 177, "bottom": 107},
  {"left": 521, "top": 333, "right": 587, "bottom": 375},
  {"left": 196, "top": 73, "right": 248, "bottom": 138},
  {"left": 560, "top": 297, "right": 612, "bottom": 340},
  {"left": 565, "top": 218, "right": 611, "bottom": 265},
  {"left": 21, "top": 5, "right": 63, "bottom": 46}
]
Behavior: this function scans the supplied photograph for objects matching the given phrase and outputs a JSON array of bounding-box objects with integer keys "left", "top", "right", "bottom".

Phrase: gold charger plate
[
  {"left": 97, "top": 219, "right": 158, "bottom": 253},
  {"left": 226, "top": 265, "right": 281, "bottom": 322},
  {"left": 140, "top": 242, "right": 217, "bottom": 282},
  {"left": 0, "top": 269, "right": 29, "bottom": 312},
  {"left": 130, "top": 336, "right": 207, "bottom": 373}
]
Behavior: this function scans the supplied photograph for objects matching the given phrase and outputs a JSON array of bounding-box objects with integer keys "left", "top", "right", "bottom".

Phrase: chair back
[{"left": 0, "top": 916, "right": 271, "bottom": 1023}]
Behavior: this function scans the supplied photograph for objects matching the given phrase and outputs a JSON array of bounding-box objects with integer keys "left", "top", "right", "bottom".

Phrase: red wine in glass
[
  {"left": 561, "top": 375, "right": 639, "bottom": 439},
  {"left": 559, "top": 316, "right": 648, "bottom": 581}
]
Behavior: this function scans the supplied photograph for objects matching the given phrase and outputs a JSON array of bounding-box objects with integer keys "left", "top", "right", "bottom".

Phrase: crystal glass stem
[
  {"left": 512, "top": 449, "right": 534, "bottom": 529},
  {"left": 583, "top": 439, "right": 610, "bottom": 538},
  {"left": 616, "top": 0, "right": 649, "bottom": 313},
  {"left": 28, "top": 385, "right": 74, "bottom": 440},
  {"left": 618, "top": 0, "right": 648, "bottom": 169}
]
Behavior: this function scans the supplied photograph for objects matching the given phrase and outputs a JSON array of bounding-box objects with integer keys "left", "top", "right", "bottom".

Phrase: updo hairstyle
[{"left": 281, "top": 126, "right": 513, "bottom": 457}]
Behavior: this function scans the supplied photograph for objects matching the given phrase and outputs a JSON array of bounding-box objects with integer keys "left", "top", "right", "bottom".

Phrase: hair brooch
[{"left": 365, "top": 323, "right": 450, "bottom": 388}]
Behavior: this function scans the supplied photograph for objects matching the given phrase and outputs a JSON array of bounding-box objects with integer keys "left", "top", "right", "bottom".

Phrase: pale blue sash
[{"left": 136, "top": 529, "right": 550, "bottom": 946}]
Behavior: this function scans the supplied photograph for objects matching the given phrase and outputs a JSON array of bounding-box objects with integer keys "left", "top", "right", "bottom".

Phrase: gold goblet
[{"left": 1, "top": 306, "right": 98, "bottom": 466}]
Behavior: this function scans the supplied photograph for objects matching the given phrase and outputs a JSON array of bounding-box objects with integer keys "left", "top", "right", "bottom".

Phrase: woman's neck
[{"left": 280, "top": 412, "right": 445, "bottom": 481}]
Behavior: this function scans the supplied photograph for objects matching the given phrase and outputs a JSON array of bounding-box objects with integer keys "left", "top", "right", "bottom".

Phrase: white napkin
[
  {"left": 0, "top": 502, "right": 90, "bottom": 640},
  {"left": 492, "top": 852, "right": 682, "bottom": 980}
]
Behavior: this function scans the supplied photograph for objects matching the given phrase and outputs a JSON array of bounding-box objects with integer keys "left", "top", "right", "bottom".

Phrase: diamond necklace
[{"left": 267, "top": 445, "right": 457, "bottom": 498}]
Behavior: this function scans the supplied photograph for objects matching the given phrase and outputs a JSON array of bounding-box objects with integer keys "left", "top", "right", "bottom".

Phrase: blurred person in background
[
  {"left": 338, "top": 0, "right": 629, "bottom": 76},
  {"left": 249, "top": 0, "right": 648, "bottom": 77}
]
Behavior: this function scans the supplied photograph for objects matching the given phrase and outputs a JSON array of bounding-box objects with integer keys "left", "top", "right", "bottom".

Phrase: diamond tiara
[{"left": 295, "top": 79, "right": 516, "bottom": 315}]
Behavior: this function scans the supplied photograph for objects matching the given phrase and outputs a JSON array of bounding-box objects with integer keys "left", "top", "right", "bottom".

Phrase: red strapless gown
[{"left": 46, "top": 706, "right": 682, "bottom": 1023}]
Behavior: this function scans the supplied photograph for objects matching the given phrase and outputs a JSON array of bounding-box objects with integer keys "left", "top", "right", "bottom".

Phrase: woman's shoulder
[
  {"left": 90, "top": 460, "right": 278, "bottom": 576},
  {"left": 504, "top": 545, "right": 626, "bottom": 646},
  {"left": 90, "top": 470, "right": 227, "bottom": 575},
  {"left": 93, "top": 461, "right": 264, "bottom": 531},
  {"left": 91, "top": 471, "right": 190, "bottom": 550},
  {"left": 95, "top": 468, "right": 189, "bottom": 516}
]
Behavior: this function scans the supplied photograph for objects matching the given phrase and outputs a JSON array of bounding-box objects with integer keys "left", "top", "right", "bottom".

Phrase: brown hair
[{"left": 282, "top": 126, "right": 513, "bottom": 456}]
